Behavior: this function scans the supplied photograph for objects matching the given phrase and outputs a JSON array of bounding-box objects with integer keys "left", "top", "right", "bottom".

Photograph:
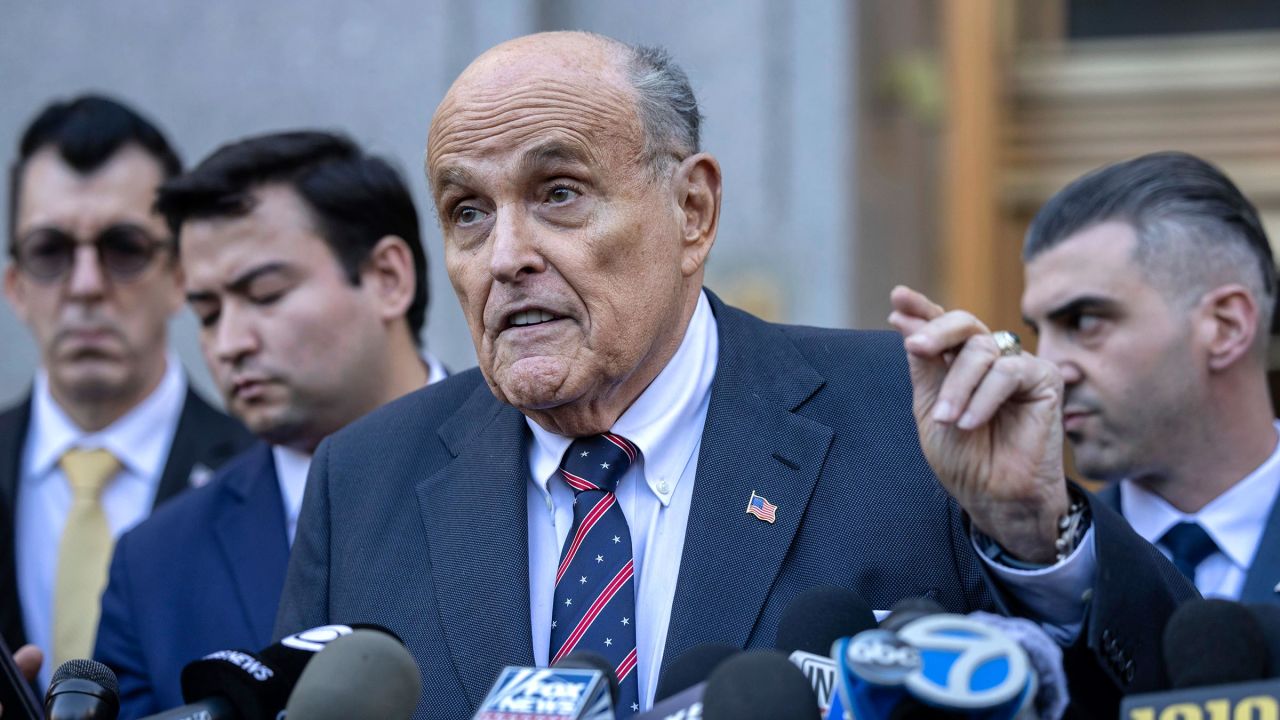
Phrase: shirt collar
[
  {"left": 527, "top": 290, "right": 719, "bottom": 506},
  {"left": 423, "top": 350, "right": 449, "bottom": 385},
  {"left": 1121, "top": 420, "right": 1280, "bottom": 570},
  {"left": 272, "top": 444, "right": 312, "bottom": 542},
  {"left": 28, "top": 351, "right": 187, "bottom": 482}
]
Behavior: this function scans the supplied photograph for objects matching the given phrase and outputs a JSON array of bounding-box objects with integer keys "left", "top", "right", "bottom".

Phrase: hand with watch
[{"left": 888, "top": 286, "right": 1078, "bottom": 567}]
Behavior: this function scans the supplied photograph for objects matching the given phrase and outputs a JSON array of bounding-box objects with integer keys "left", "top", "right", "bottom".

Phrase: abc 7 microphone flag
[{"left": 833, "top": 614, "right": 1039, "bottom": 720}]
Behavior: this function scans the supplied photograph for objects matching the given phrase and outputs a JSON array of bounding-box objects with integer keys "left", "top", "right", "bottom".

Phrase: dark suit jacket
[
  {"left": 276, "top": 293, "right": 1194, "bottom": 719},
  {"left": 0, "top": 386, "right": 253, "bottom": 653},
  {"left": 1096, "top": 482, "right": 1280, "bottom": 603},
  {"left": 94, "top": 442, "right": 289, "bottom": 719}
]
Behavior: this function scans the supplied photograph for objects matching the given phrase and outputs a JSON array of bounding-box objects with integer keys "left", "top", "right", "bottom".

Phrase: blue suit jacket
[
  {"left": 95, "top": 442, "right": 289, "bottom": 719},
  {"left": 276, "top": 293, "right": 1193, "bottom": 719},
  {"left": 1096, "top": 482, "right": 1280, "bottom": 604}
]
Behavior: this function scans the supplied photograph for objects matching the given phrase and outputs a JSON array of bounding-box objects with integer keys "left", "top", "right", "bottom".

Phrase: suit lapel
[
  {"left": 212, "top": 443, "right": 290, "bottom": 645},
  {"left": 418, "top": 382, "right": 534, "bottom": 709},
  {"left": 0, "top": 396, "right": 32, "bottom": 647},
  {"left": 0, "top": 396, "right": 31, "bottom": 506},
  {"left": 1241, "top": 494, "right": 1280, "bottom": 604},
  {"left": 1093, "top": 482, "right": 1121, "bottom": 515},
  {"left": 661, "top": 295, "right": 833, "bottom": 669},
  {"left": 156, "top": 389, "right": 251, "bottom": 506}
]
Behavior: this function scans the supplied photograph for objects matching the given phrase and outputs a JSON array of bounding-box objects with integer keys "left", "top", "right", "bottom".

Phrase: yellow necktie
[{"left": 54, "top": 448, "right": 121, "bottom": 667}]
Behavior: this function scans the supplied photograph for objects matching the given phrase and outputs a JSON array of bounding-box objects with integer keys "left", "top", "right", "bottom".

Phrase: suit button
[
  {"left": 1123, "top": 661, "right": 1135, "bottom": 684},
  {"left": 1102, "top": 629, "right": 1113, "bottom": 642}
]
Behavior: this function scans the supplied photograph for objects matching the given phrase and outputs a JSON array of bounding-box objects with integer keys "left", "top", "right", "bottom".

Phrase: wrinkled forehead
[{"left": 426, "top": 43, "right": 645, "bottom": 186}]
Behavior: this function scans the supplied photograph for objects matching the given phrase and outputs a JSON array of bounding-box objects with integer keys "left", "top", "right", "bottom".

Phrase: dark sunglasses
[{"left": 10, "top": 224, "right": 172, "bottom": 283}]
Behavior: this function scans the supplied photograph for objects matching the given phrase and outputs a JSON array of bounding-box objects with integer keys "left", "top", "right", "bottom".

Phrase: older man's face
[{"left": 428, "top": 36, "right": 707, "bottom": 434}]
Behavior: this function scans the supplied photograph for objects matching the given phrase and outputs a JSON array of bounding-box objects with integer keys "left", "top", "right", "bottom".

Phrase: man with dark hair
[
  {"left": 0, "top": 94, "right": 252, "bottom": 688},
  {"left": 1022, "top": 151, "right": 1280, "bottom": 601},
  {"left": 276, "top": 32, "right": 1193, "bottom": 719},
  {"left": 93, "top": 129, "right": 446, "bottom": 718}
]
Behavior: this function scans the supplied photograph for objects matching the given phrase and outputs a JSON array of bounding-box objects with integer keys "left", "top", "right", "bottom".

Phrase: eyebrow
[
  {"left": 517, "top": 140, "right": 595, "bottom": 176},
  {"left": 1023, "top": 294, "right": 1119, "bottom": 328},
  {"left": 185, "top": 261, "right": 292, "bottom": 304},
  {"left": 432, "top": 166, "right": 477, "bottom": 197}
]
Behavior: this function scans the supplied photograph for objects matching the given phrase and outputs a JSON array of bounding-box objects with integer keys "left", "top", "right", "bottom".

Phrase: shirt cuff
[{"left": 972, "top": 525, "right": 1096, "bottom": 645}]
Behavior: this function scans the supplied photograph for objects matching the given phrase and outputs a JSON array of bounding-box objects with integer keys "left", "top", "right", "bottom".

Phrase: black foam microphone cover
[
  {"left": 774, "top": 586, "right": 876, "bottom": 656},
  {"left": 879, "top": 596, "right": 945, "bottom": 632},
  {"left": 554, "top": 650, "right": 620, "bottom": 706},
  {"left": 654, "top": 643, "right": 739, "bottom": 702},
  {"left": 1163, "top": 598, "right": 1269, "bottom": 689},
  {"left": 45, "top": 659, "right": 120, "bottom": 720},
  {"left": 1246, "top": 603, "right": 1280, "bottom": 678},
  {"left": 701, "top": 650, "right": 819, "bottom": 719}
]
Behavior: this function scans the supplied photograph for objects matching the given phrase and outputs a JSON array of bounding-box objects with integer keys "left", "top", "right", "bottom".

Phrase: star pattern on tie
[{"left": 550, "top": 433, "right": 641, "bottom": 717}]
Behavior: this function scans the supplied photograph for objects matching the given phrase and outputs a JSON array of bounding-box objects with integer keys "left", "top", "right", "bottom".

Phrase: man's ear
[
  {"left": 1198, "top": 284, "right": 1260, "bottom": 371},
  {"left": 3, "top": 263, "right": 29, "bottom": 323},
  {"left": 673, "top": 153, "right": 721, "bottom": 278},
  {"left": 361, "top": 235, "right": 418, "bottom": 323}
]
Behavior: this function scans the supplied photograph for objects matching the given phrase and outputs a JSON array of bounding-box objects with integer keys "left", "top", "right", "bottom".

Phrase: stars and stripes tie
[{"left": 550, "top": 433, "right": 641, "bottom": 716}]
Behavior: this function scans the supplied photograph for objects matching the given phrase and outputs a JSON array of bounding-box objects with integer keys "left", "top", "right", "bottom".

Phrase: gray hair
[
  {"left": 1024, "top": 151, "right": 1277, "bottom": 354},
  {"left": 616, "top": 42, "right": 702, "bottom": 175}
]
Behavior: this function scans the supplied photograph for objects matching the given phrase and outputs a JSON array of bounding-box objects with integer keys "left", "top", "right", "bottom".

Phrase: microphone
[
  {"left": 1245, "top": 603, "right": 1280, "bottom": 677},
  {"left": 554, "top": 651, "right": 620, "bottom": 712},
  {"left": 1164, "top": 599, "right": 1268, "bottom": 688},
  {"left": 700, "top": 650, "right": 820, "bottom": 719},
  {"left": 775, "top": 586, "right": 876, "bottom": 717},
  {"left": 878, "top": 597, "right": 944, "bottom": 633},
  {"left": 139, "top": 623, "right": 379, "bottom": 720},
  {"left": 965, "top": 612, "right": 1068, "bottom": 720},
  {"left": 833, "top": 613, "right": 1038, "bottom": 720},
  {"left": 44, "top": 659, "right": 120, "bottom": 720},
  {"left": 283, "top": 628, "right": 421, "bottom": 720},
  {"left": 653, "top": 643, "right": 738, "bottom": 702},
  {"left": 473, "top": 660, "right": 613, "bottom": 720},
  {"left": 1121, "top": 598, "right": 1280, "bottom": 719}
]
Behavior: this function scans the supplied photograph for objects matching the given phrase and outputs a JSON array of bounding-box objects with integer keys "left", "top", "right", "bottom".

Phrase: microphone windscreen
[
  {"left": 775, "top": 586, "right": 876, "bottom": 656},
  {"left": 1247, "top": 603, "right": 1280, "bottom": 678},
  {"left": 284, "top": 629, "right": 421, "bottom": 720},
  {"left": 1163, "top": 599, "right": 1268, "bottom": 689},
  {"left": 879, "top": 597, "right": 945, "bottom": 632},
  {"left": 702, "top": 650, "right": 819, "bottom": 720},
  {"left": 654, "top": 643, "right": 739, "bottom": 702},
  {"left": 50, "top": 659, "right": 119, "bottom": 697},
  {"left": 554, "top": 650, "right": 619, "bottom": 706},
  {"left": 45, "top": 659, "right": 120, "bottom": 720}
]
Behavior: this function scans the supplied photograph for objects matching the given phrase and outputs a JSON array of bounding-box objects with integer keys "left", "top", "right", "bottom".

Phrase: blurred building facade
[{"left": 3, "top": 1, "right": 1279, "bottom": 411}]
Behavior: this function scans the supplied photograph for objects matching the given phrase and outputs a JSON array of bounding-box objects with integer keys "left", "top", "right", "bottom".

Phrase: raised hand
[{"left": 888, "top": 286, "right": 1069, "bottom": 563}]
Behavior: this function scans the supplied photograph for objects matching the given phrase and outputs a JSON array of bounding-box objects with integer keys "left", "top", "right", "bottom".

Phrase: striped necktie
[{"left": 550, "top": 433, "right": 641, "bottom": 716}]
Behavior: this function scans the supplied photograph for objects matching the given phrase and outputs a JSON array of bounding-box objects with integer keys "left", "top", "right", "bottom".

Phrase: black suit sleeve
[
  {"left": 975, "top": 484, "right": 1197, "bottom": 717},
  {"left": 274, "top": 438, "right": 333, "bottom": 639}
]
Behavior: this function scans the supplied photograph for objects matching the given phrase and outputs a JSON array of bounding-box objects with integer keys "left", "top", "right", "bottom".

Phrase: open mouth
[{"left": 506, "top": 309, "right": 564, "bottom": 329}]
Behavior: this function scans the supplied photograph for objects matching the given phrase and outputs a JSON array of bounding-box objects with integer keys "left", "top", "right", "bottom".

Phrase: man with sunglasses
[{"left": 0, "top": 95, "right": 252, "bottom": 689}]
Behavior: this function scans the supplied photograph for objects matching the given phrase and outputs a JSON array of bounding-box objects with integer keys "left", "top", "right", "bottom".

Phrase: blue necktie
[
  {"left": 1159, "top": 521, "right": 1219, "bottom": 583},
  {"left": 550, "top": 434, "right": 641, "bottom": 716}
]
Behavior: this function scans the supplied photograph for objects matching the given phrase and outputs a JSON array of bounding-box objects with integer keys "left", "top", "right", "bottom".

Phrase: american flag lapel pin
[{"left": 746, "top": 491, "right": 777, "bottom": 524}]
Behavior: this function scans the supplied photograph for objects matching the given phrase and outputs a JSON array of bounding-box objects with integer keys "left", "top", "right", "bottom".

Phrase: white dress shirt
[
  {"left": 275, "top": 351, "right": 450, "bottom": 546},
  {"left": 16, "top": 354, "right": 186, "bottom": 688},
  {"left": 526, "top": 291, "right": 718, "bottom": 711},
  {"left": 525, "top": 292, "right": 1102, "bottom": 710},
  {"left": 1119, "top": 420, "right": 1280, "bottom": 599}
]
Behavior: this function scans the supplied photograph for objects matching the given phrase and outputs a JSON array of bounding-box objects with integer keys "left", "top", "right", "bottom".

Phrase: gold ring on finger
[{"left": 992, "top": 330, "right": 1021, "bottom": 357}]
